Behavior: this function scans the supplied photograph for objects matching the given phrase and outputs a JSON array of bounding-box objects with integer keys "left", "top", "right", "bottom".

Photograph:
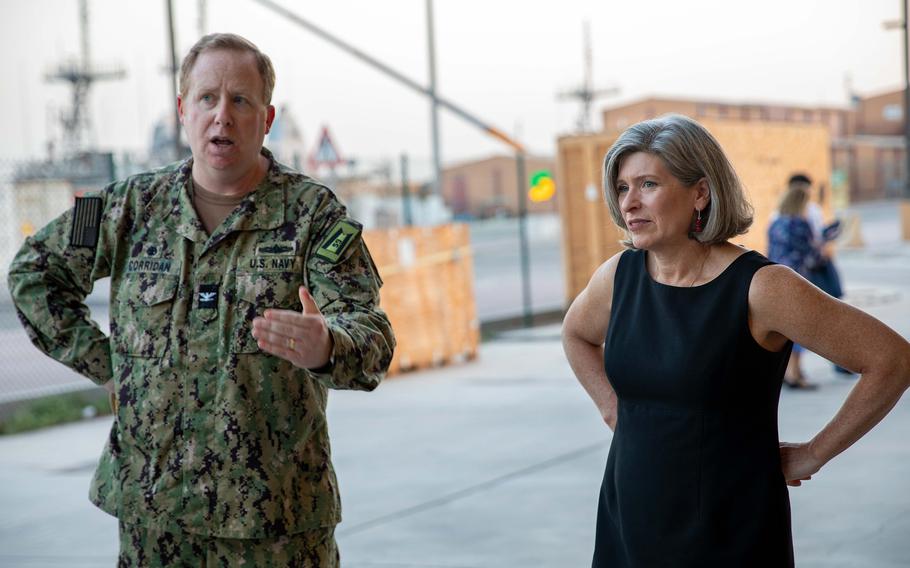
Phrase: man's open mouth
[{"left": 211, "top": 137, "right": 234, "bottom": 146}]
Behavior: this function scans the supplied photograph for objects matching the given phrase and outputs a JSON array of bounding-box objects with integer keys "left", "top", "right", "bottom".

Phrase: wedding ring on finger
[{"left": 287, "top": 337, "right": 296, "bottom": 351}]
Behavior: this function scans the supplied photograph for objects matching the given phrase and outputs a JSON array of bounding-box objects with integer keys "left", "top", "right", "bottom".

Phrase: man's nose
[{"left": 214, "top": 100, "right": 233, "bottom": 127}]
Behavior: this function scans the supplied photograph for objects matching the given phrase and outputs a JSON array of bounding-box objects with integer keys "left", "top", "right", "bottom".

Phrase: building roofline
[
  {"left": 602, "top": 94, "right": 851, "bottom": 114},
  {"left": 856, "top": 85, "right": 905, "bottom": 101},
  {"left": 443, "top": 153, "right": 554, "bottom": 171}
]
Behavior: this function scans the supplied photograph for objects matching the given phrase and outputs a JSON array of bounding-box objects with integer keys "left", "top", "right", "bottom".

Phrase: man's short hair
[
  {"left": 179, "top": 33, "right": 276, "bottom": 104},
  {"left": 788, "top": 173, "right": 812, "bottom": 189}
]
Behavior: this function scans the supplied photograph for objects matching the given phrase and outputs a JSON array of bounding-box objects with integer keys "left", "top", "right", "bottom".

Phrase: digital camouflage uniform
[
  {"left": 117, "top": 521, "right": 339, "bottom": 567},
  {"left": 8, "top": 148, "right": 395, "bottom": 563}
]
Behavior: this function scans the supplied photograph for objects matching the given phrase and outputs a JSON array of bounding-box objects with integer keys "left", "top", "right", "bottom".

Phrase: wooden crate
[
  {"left": 557, "top": 119, "right": 832, "bottom": 305},
  {"left": 363, "top": 224, "right": 479, "bottom": 375}
]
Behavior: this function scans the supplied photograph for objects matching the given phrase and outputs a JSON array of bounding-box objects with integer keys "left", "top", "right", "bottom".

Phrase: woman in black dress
[{"left": 561, "top": 114, "right": 910, "bottom": 567}]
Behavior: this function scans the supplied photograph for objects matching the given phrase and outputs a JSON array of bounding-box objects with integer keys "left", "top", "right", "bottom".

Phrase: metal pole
[
  {"left": 198, "top": 0, "right": 207, "bottom": 38},
  {"left": 516, "top": 152, "right": 532, "bottom": 327},
  {"left": 426, "top": 0, "right": 443, "bottom": 198},
  {"left": 80, "top": 0, "right": 90, "bottom": 72},
  {"left": 401, "top": 154, "right": 414, "bottom": 226},
  {"left": 904, "top": 0, "right": 910, "bottom": 198},
  {"left": 166, "top": 0, "right": 181, "bottom": 162},
  {"left": 250, "top": 0, "right": 524, "bottom": 153}
]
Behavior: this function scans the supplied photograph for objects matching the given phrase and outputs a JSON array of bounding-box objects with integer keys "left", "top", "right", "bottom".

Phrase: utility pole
[
  {"left": 166, "top": 0, "right": 181, "bottom": 162},
  {"left": 884, "top": 0, "right": 910, "bottom": 240},
  {"left": 556, "top": 21, "right": 619, "bottom": 133},
  {"left": 904, "top": 0, "right": 910, "bottom": 199},
  {"left": 427, "top": 0, "right": 443, "bottom": 197},
  {"left": 45, "top": 0, "right": 125, "bottom": 156},
  {"left": 198, "top": 0, "right": 207, "bottom": 38},
  {"left": 400, "top": 153, "right": 414, "bottom": 226},
  {"left": 252, "top": 0, "right": 538, "bottom": 324}
]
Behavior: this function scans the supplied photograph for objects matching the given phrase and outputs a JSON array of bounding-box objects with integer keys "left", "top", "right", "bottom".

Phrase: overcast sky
[{"left": 0, "top": 0, "right": 903, "bottom": 175}]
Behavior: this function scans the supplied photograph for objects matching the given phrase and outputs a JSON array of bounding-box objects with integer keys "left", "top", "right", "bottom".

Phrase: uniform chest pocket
[
  {"left": 113, "top": 275, "right": 179, "bottom": 357},
  {"left": 230, "top": 271, "right": 302, "bottom": 353}
]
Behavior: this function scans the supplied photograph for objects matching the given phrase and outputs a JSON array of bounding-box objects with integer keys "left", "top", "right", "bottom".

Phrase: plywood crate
[
  {"left": 363, "top": 224, "right": 479, "bottom": 375},
  {"left": 557, "top": 119, "right": 831, "bottom": 305}
]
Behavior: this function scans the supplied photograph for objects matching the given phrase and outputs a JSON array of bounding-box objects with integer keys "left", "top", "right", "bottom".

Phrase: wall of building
[
  {"left": 441, "top": 155, "right": 557, "bottom": 218},
  {"left": 856, "top": 89, "right": 905, "bottom": 136},
  {"left": 599, "top": 94, "right": 910, "bottom": 202},
  {"left": 601, "top": 97, "right": 853, "bottom": 138},
  {"left": 557, "top": 119, "right": 831, "bottom": 304}
]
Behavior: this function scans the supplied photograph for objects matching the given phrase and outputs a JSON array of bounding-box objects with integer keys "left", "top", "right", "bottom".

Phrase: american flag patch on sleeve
[{"left": 70, "top": 196, "right": 102, "bottom": 249}]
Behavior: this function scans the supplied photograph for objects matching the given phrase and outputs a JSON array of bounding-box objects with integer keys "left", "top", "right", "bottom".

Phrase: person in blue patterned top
[{"left": 768, "top": 184, "right": 821, "bottom": 388}]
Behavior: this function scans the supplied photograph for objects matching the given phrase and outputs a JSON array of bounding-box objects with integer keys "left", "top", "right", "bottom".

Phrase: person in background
[
  {"left": 562, "top": 114, "right": 910, "bottom": 567},
  {"left": 793, "top": 173, "right": 854, "bottom": 377},
  {"left": 768, "top": 182, "right": 823, "bottom": 389}
]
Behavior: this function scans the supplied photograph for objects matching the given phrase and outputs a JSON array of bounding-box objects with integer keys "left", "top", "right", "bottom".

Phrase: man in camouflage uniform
[{"left": 8, "top": 33, "right": 394, "bottom": 566}]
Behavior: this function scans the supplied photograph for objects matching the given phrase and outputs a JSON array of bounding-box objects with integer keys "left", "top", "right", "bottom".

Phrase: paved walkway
[{"left": 1, "top": 203, "right": 909, "bottom": 567}]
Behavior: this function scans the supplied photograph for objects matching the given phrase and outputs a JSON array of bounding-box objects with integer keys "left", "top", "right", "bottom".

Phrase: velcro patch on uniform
[
  {"left": 70, "top": 197, "right": 102, "bottom": 249},
  {"left": 245, "top": 255, "right": 299, "bottom": 272},
  {"left": 126, "top": 257, "right": 177, "bottom": 274},
  {"left": 315, "top": 219, "right": 361, "bottom": 263},
  {"left": 198, "top": 284, "right": 219, "bottom": 309},
  {"left": 256, "top": 241, "right": 297, "bottom": 256}
]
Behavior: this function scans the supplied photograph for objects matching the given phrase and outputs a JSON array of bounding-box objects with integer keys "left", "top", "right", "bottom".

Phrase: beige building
[
  {"left": 854, "top": 88, "right": 905, "bottom": 135},
  {"left": 600, "top": 91, "right": 907, "bottom": 202},
  {"left": 602, "top": 96, "right": 854, "bottom": 138},
  {"left": 441, "top": 155, "right": 557, "bottom": 218},
  {"left": 834, "top": 88, "right": 907, "bottom": 200}
]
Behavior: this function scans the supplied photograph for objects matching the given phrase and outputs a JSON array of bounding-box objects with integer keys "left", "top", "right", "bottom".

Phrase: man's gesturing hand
[{"left": 251, "top": 286, "right": 334, "bottom": 370}]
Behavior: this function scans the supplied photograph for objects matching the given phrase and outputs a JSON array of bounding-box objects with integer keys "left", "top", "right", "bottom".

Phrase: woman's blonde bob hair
[
  {"left": 777, "top": 185, "right": 809, "bottom": 217},
  {"left": 603, "top": 114, "right": 753, "bottom": 247}
]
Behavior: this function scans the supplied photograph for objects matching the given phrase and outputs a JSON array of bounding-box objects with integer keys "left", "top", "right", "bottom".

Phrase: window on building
[{"left": 883, "top": 104, "right": 903, "bottom": 122}]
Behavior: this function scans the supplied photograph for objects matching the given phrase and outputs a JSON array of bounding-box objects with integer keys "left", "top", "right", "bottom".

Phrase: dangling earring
[{"left": 694, "top": 209, "right": 703, "bottom": 233}]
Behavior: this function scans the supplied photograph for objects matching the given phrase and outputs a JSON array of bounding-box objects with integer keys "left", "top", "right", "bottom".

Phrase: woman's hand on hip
[{"left": 779, "top": 442, "right": 824, "bottom": 487}]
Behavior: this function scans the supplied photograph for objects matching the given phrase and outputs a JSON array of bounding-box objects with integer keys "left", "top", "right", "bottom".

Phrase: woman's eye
[
  {"left": 617, "top": 185, "right": 629, "bottom": 193},
  {"left": 643, "top": 180, "right": 657, "bottom": 189}
]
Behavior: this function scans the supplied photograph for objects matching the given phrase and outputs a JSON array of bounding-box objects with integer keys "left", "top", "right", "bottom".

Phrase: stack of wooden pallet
[{"left": 363, "top": 223, "right": 479, "bottom": 375}]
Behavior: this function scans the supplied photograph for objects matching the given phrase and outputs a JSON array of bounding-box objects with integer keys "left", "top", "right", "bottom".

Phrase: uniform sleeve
[
  {"left": 7, "top": 189, "right": 117, "bottom": 386},
  {"left": 305, "top": 203, "right": 395, "bottom": 391}
]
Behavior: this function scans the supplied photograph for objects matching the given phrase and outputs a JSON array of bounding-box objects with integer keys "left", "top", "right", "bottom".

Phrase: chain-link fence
[
  {"left": 0, "top": 151, "right": 443, "bottom": 409},
  {"left": 0, "top": 149, "right": 566, "bottom": 411},
  {"left": 0, "top": 156, "right": 116, "bottom": 408}
]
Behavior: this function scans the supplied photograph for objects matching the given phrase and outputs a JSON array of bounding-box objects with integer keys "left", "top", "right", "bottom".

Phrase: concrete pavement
[
  {"left": 2, "top": 280, "right": 910, "bottom": 566},
  {"left": 1, "top": 203, "right": 909, "bottom": 567}
]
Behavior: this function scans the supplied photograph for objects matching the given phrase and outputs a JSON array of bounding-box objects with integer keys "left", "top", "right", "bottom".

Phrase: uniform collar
[{"left": 165, "top": 147, "right": 288, "bottom": 247}]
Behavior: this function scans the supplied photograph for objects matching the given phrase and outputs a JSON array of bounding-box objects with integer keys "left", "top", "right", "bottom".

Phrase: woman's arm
[
  {"left": 750, "top": 265, "right": 910, "bottom": 484},
  {"left": 562, "top": 252, "right": 623, "bottom": 429}
]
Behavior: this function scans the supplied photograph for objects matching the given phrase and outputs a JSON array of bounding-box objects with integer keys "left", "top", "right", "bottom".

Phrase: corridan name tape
[{"left": 70, "top": 197, "right": 102, "bottom": 248}]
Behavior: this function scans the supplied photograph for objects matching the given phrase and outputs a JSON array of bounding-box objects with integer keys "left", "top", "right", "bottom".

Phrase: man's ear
[
  {"left": 177, "top": 95, "right": 186, "bottom": 125},
  {"left": 265, "top": 105, "right": 276, "bottom": 134}
]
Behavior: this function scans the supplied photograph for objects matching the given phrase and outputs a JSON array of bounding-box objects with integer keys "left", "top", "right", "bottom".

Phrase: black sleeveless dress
[{"left": 593, "top": 249, "right": 794, "bottom": 567}]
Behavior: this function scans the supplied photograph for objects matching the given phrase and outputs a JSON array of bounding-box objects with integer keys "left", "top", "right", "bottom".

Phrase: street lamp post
[
  {"left": 884, "top": 1, "right": 910, "bottom": 239},
  {"left": 903, "top": 0, "right": 910, "bottom": 200}
]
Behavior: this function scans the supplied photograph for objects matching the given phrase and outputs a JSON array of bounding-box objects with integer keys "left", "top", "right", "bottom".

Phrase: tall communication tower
[
  {"left": 557, "top": 21, "right": 620, "bottom": 133},
  {"left": 45, "top": 0, "right": 125, "bottom": 155}
]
